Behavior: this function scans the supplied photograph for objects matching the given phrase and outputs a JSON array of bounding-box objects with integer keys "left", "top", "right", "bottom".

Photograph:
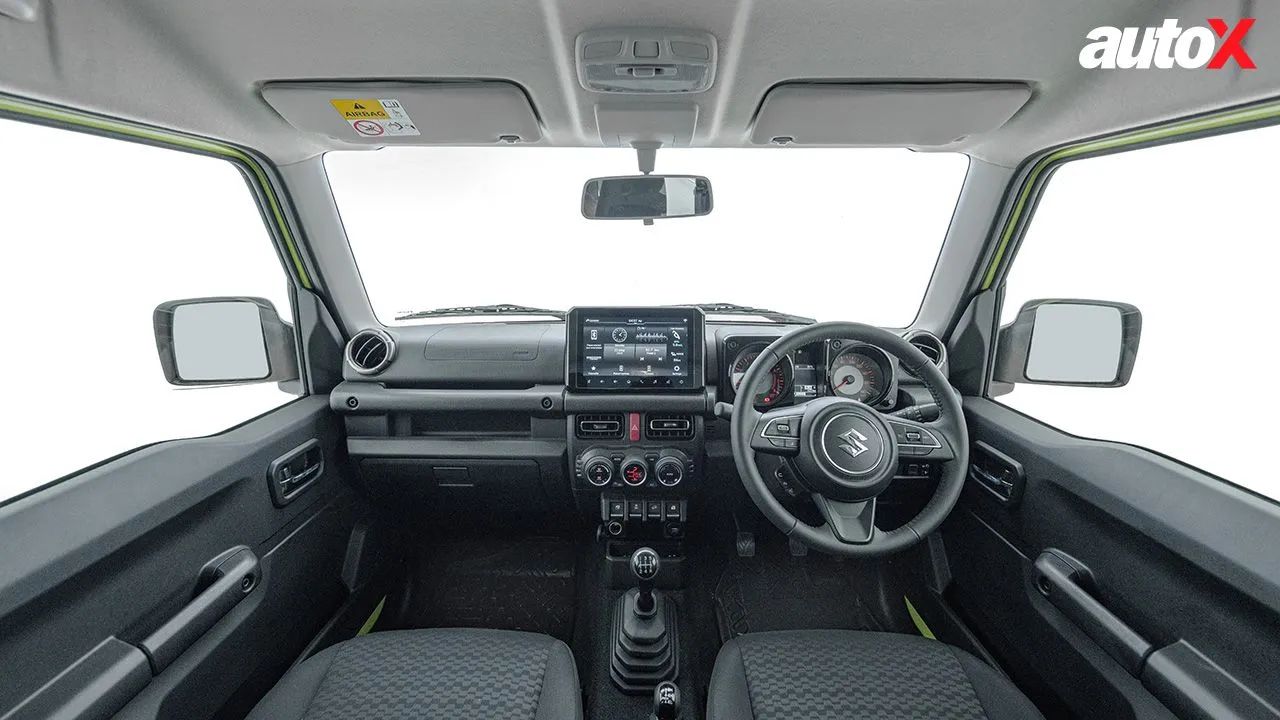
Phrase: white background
[
  {"left": 2, "top": 117, "right": 1277, "bottom": 504},
  {"left": 0, "top": 118, "right": 295, "bottom": 501},
  {"left": 327, "top": 147, "right": 967, "bottom": 327},
  {"left": 1000, "top": 125, "right": 1280, "bottom": 499}
]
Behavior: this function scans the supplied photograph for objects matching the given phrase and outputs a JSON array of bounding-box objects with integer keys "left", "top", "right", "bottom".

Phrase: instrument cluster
[{"left": 722, "top": 336, "right": 898, "bottom": 409}]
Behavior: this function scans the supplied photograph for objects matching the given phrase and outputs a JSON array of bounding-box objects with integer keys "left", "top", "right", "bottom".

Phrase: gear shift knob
[
  {"left": 653, "top": 681, "right": 680, "bottom": 719},
  {"left": 631, "top": 546, "right": 661, "bottom": 582},
  {"left": 631, "top": 547, "right": 660, "bottom": 613}
]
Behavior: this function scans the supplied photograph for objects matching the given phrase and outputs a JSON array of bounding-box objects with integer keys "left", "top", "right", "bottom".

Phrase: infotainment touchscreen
[{"left": 567, "top": 307, "right": 705, "bottom": 391}]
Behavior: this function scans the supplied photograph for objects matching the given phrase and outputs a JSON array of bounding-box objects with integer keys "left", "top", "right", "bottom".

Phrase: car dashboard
[{"left": 330, "top": 308, "right": 950, "bottom": 544}]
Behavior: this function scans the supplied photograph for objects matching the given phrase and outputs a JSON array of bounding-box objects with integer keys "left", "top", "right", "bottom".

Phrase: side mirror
[
  {"left": 153, "top": 297, "right": 298, "bottom": 386},
  {"left": 993, "top": 299, "right": 1141, "bottom": 392},
  {"left": 582, "top": 175, "right": 712, "bottom": 221}
]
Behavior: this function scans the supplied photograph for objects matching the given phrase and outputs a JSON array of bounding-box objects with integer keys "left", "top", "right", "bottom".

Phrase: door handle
[
  {"left": 138, "top": 547, "right": 259, "bottom": 674},
  {"left": 1033, "top": 549, "right": 1152, "bottom": 674},
  {"left": 268, "top": 439, "right": 324, "bottom": 507},
  {"left": 969, "top": 440, "right": 1024, "bottom": 504}
]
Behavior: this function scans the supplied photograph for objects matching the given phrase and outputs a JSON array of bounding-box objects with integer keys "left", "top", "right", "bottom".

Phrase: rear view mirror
[
  {"left": 582, "top": 175, "right": 712, "bottom": 221},
  {"left": 153, "top": 297, "right": 297, "bottom": 386},
  {"left": 993, "top": 299, "right": 1141, "bottom": 391}
]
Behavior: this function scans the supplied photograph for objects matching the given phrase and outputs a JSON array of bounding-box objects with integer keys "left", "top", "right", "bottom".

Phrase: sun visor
[
  {"left": 750, "top": 83, "right": 1031, "bottom": 147},
  {"left": 261, "top": 82, "right": 542, "bottom": 145}
]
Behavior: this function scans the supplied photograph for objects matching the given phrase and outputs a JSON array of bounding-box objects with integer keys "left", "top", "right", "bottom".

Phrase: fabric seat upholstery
[
  {"left": 247, "top": 628, "right": 582, "bottom": 720},
  {"left": 707, "top": 630, "right": 1043, "bottom": 720}
]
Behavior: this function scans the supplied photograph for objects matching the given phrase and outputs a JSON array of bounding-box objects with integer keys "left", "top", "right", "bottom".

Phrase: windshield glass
[{"left": 326, "top": 148, "right": 967, "bottom": 326}]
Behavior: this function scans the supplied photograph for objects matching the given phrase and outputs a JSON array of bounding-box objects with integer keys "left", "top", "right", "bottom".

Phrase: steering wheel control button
[
  {"left": 762, "top": 415, "right": 803, "bottom": 438},
  {"left": 890, "top": 421, "right": 941, "bottom": 447}
]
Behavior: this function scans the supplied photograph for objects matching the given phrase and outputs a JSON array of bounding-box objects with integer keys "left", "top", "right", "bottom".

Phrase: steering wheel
[{"left": 730, "top": 322, "right": 968, "bottom": 557}]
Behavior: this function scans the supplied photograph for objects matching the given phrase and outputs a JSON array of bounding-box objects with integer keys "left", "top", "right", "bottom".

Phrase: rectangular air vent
[
  {"left": 576, "top": 414, "right": 625, "bottom": 440},
  {"left": 646, "top": 414, "right": 694, "bottom": 440}
]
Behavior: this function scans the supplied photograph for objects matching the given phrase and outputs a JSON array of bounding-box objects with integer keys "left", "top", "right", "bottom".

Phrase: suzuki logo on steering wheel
[{"left": 838, "top": 428, "right": 871, "bottom": 459}]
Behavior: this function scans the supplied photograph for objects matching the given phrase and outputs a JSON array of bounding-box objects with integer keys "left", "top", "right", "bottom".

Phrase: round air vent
[
  {"left": 346, "top": 329, "right": 396, "bottom": 375},
  {"left": 904, "top": 330, "right": 946, "bottom": 367}
]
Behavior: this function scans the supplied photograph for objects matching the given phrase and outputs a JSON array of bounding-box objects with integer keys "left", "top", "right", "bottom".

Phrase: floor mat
[
  {"left": 713, "top": 545, "right": 881, "bottom": 642},
  {"left": 398, "top": 537, "right": 577, "bottom": 643}
]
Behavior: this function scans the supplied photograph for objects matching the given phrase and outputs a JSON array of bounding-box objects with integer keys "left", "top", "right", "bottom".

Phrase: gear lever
[
  {"left": 630, "top": 547, "right": 660, "bottom": 614},
  {"left": 611, "top": 547, "right": 678, "bottom": 692},
  {"left": 652, "top": 681, "right": 680, "bottom": 719}
]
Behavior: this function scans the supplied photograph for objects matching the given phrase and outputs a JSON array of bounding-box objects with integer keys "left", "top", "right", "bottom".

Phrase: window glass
[
  {"left": 998, "top": 123, "right": 1280, "bottom": 499},
  {"left": 0, "top": 118, "right": 297, "bottom": 503},
  {"left": 326, "top": 147, "right": 968, "bottom": 326}
]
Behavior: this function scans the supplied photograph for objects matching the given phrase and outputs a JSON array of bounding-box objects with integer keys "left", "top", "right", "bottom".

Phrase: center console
[{"left": 566, "top": 307, "right": 706, "bottom": 544}]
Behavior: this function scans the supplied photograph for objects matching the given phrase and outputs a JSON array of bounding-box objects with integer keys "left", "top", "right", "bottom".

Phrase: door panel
[
  {"left": 0, "top": 397, "right": 362, "bottom": 720},
  {"left": 941, "top": 398, "right": 1280, "bottom": 720}
]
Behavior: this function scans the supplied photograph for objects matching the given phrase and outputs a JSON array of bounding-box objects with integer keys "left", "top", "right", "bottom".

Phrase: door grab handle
[
  {"left": 1033, "top": 549, "right": 1152, "bottom": 675},
  {"left": 137, "top": 547, "right": 259, "bottom": 675}
]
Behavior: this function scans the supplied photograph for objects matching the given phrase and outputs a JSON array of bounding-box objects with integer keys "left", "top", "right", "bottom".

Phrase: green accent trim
[
  {"left": 357, "top": 595, "right": 386, "bottom": 636},
  {"left": 980, "top": 100, "right": 1280, "bottom": 290},
  {"left": 0, "top": 95, "right": 313, "bottom": 289},
  {"left": 904, "top": 596, "right": 937, "bottom": 640}
]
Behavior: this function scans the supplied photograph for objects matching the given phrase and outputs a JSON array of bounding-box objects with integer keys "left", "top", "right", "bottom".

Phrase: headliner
[{"left": 0, "top": 0, "right": 1276, "bottom": 166}]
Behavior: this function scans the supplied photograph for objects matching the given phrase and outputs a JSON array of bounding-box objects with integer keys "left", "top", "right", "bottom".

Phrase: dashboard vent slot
[
  {"left": 346, "top": 329, "right": 396, "bottom": 375},
  {"left": 646, "top": 414, "right": 695, "bottom": 440},
  {"left": 576, "top": 414, "right": 625, "bottom": 440},
  {"left": 905, "top": 331, "right": 946, "bottom": 367}
]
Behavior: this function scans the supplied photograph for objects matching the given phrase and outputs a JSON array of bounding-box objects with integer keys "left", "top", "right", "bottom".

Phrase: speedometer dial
[
  {"left": 828, "top": 349, "right": 889, "bottom": 404},
  {"left": 730, "top": 346, "right": 793, "bottom": 407}
]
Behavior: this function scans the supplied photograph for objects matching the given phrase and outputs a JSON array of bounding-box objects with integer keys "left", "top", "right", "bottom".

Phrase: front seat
[
  {"left": 707, "top": 630, "right": 1043, "bottom": 720},
  {"left": 246, "top": 628, "right": 583, "bottom": 720}
]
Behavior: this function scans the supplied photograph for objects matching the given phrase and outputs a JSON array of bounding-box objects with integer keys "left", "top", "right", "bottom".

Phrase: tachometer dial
[
  {"left": 828, "top": 348, "right": 889, "bottom": 404},
  {"left": 730, "top": 346, "right": 794, "bottom": 407}
]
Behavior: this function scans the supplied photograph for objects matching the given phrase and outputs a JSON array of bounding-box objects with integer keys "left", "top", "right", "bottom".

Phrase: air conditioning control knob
[
  {"left": 655, "top": 458, "right": 683, "bottom": 487},
  {"left": 655, "top": 449, "right": 689, "bottom": 487},
  {"left": 620, "top": 454, "right": 649, "bottom": 486},
  {"left": 585, "top": 459, "right": 613, "bottom": 486},
  {"left": 580, "top": 449, "right": 615, "bottom": 487}
]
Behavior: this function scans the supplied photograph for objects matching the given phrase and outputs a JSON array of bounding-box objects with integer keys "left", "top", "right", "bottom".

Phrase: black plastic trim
[
  {"left": 331, "top": 382, "right": 564, "bottom": 414},
  {"left": 0, "top": 638, "right": 150, "bottom": 720},
  {"left": 347, "top": 437, "right": 566, "bottom": 460},
  {"left": 965, "top": 398, "right": 1280, "bottom": 611}
]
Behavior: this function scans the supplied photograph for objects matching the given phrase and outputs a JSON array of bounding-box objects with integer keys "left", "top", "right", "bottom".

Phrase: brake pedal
[{"left": 735, "top": 531, "right": 756, "bottom": 558}]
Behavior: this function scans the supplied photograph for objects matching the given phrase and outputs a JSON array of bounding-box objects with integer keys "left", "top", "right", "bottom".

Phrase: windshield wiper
[
  {"left": 396, "top": 303, "right": 565, "bottom": 321},
  {"left": 692, "top": 303, "right": 814, "bottom": 324}
]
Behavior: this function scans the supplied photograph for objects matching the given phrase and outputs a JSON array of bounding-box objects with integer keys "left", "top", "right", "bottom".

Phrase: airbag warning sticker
[{"left": 330, "top": 98, "right": 420, "bottom": 138}]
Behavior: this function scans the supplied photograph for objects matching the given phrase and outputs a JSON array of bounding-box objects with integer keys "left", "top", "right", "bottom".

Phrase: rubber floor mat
[
  {"left": 713, "top": 551, "right": 880, "bottom": 642},
  {"left": 402, "top": 538, "right": 576, "bottom": 643}
]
